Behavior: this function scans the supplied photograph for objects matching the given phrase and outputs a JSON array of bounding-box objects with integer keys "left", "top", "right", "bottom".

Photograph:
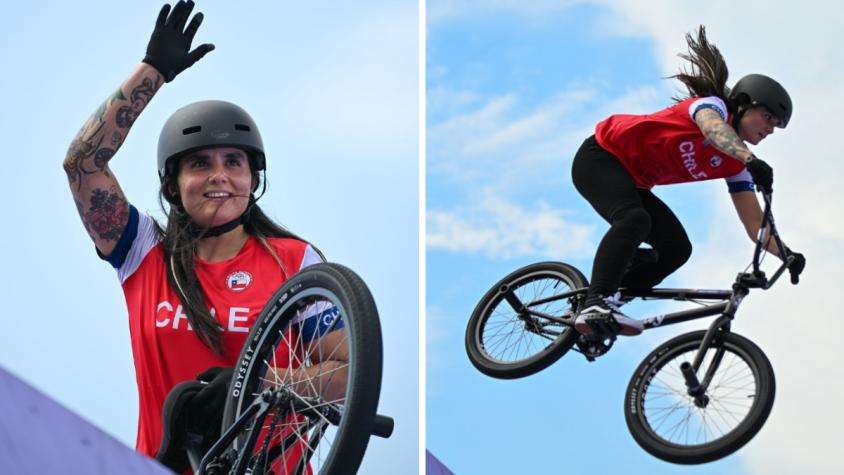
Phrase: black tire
[
  {"left": 624, "top": 330, "right": 775, "bottom": 464},
  {"left": 465, "top": 262, "right": 587, "bottom": 379},
  {"left": 220, "top": 263, "right": 383, "bottom": 474}
]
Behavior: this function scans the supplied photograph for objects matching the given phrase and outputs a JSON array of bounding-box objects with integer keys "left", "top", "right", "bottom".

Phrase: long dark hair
[
  {"left": 155, "top": 165, "right": 315, "bottom": 356},
  {"left": 670, "top": 26, "right": 733, "bottom": 109}
]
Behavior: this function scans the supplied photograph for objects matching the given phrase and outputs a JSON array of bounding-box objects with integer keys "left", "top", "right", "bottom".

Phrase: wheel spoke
[
  {"left": 478, "top": 270, "right": 577, "bottom": 365},
  {"left": 635, "top": 335, "right": 766, "bottom": 452},
  {"left": 217, "top": 264, "right": 382, "bottom": 475}
]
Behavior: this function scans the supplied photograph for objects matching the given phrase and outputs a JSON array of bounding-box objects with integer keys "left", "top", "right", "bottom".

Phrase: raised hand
[{"left": 143, "top": 1, "right": 215, "bottom": 82}]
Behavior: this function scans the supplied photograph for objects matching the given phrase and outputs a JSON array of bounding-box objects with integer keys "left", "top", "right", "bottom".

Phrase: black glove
[
  {"left": 143, "top": 1, "right": 215, "bottom": 82},
  {"left": 745, "top": 155, "right": 773, "bottom": 193},
  {"left": 785, "top": 249, "right": 806, "bottom": 285},
  {"left": 184, "top": 366, "right": 234, "bottom": 439}
]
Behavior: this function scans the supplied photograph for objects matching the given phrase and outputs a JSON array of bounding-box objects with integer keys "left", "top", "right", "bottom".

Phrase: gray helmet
[
  {"left": 729, "top": 74, "right": 792, "bottom": 128},
  {"left": 157, "top": 100, "right": 266, "bottom": 180}
]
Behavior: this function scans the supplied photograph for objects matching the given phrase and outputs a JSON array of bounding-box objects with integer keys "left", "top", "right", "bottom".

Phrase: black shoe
[{"left": 575, "top": 297, "right": 643, "bottom": 336}]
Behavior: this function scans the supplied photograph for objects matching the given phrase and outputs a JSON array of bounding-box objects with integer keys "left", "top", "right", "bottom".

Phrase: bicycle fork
[{"left": 681, "top": 284, "right": 751, "bottom": 407}]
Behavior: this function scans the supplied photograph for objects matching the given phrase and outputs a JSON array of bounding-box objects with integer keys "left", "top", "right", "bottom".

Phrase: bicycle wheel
[
  {"left": 219, "top": 263, "right": 383, "bottom": 475},
  {"left": 624, "top": 330, "right": 775, "bottom": 464},
  {"left": 465, "top": 262, "right": 586, "bottom": 379}
]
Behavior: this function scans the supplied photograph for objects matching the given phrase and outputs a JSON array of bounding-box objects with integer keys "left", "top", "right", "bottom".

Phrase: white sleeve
[
  {"left": 688, "top": 96, "right": 728, "bottom": 122},
  {"left": 298, "top": 244, "right": 323, "bottom": 270},
  {"left": 291, "top": 244, "right": 343, "bottom": 342},
  {"left": 97, "top": 204, "right": 161, "bottom": 284},
  {"left": 725, "top": 169, "right": 755, "bottom": 193},
  {"left": 116, "top": 211, "right": 160, "bottom": 284}
]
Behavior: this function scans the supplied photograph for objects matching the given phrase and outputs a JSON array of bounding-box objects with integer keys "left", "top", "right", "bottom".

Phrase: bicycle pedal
[
  {"left": 588, "top": 318, "right": 621, "bottom": 338},
  {"left": 576, "top": 333, "right": 616, "bottom": 360}
]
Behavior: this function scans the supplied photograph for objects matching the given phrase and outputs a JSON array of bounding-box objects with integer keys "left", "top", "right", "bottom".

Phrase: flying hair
[{"left": 669, "top": 25, "right": 730, "bottom": 104}]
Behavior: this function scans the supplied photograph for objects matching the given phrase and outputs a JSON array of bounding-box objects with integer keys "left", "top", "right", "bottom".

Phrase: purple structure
[
  {"left": 426, "top": 450, "right": 454, "bottom": 475},
  {"left": 0, "top": 364, "right": 173, "bottom": 474}
]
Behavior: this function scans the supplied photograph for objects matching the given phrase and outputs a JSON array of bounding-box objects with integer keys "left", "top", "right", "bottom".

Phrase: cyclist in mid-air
[
  {"left": 63, "top": 1, "right": 346, "bottom": 471},
  {"left": 572, "top": 26, "right": 805, "bottom": 337}
]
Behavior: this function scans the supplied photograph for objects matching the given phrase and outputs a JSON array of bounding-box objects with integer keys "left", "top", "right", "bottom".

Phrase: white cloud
[
  {"left": 597, "top": 0, "right": 844, "bottom": 90},
  {"left": 427, "top": 84, "right": 484, "bottom": 119},
  {"left": 430, "top": 2, "right": 844, "bottom": 470},
  {"left": 428, "top": 85, "right": 661, "bottom": 192},
  {"left": 426, "top": 70, "right": 665, "bottom": 268},
  {"left": 666, "top": 192, "right": 844, "bottom": 473},
  {"left": 427, "top": 191, "right": 595, "bottom": 259},
  {"left": 464, "top": 91, "right": 592, "bottom": 157},
  {"left": 594, "top": 1, "right": 844, "bottom": 471}
]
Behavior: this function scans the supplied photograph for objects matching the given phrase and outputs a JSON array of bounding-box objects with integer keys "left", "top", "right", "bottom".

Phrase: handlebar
[
  {"left": 293, "top": 398, "right": 394, "bottom": 439},
  {"left": 748, "top": 191, "right": 793, "bottom": 290},
  {"left": 373, "top": 414, "right": 395, "bottom": 438}
]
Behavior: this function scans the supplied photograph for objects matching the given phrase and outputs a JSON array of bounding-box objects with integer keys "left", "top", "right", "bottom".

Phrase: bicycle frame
[
  {"left": 467, "top": 192, "right": 796, "bottom": 459},
  {"left": 518, "top": 287, "right": 731, "bottom": 330},
  {"left": 194, "top": 388, "right": 321, "bottom": 475},
  {"left": 516, "top": 192, "right": 793, "bottom": 371},
  {"left": 680, "top": 191, "right": 792, "bottom": 400},
  {"left": 193, "top": 385, "right": 394, "bottom": 474}
]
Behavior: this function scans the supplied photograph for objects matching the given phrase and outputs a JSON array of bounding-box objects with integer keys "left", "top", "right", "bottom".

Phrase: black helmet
[
  {"left": 157, "top": 100, "right": 266, "bottom": 180},
  {"left": 729, "top": 74, "right": 792, "bottom": 128}
]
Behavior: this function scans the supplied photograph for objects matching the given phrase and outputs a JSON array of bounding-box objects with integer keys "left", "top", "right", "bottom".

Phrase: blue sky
[
  {"left": 427, "top": 1, "right": 844, "bottom": 474},
  {"left": 0, "top": 1, "right": 417, "bottom": 473},
  {"left": 3, "top": 1, "right": 843, "bottom": 474}
]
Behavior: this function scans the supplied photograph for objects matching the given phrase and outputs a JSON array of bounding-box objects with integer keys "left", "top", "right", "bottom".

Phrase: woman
[
  {"left": 571, "top": 26, "right": 805, "bottom": 337},
  {"left": 62, "top": 1, "right": 347, "bottom": 467}
]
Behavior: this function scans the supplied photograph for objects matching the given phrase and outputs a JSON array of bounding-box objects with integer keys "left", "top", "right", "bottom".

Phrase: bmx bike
[
  {"left": 161, "top": 262, "right": 393, "bottom": 475},
  {"left": 465, "top": 191, "right": 801, "bottom": 464}
]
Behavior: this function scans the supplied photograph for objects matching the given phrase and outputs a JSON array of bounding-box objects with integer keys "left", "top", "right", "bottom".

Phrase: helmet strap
[
  {"left": 187, "top": 193, "right": 261, "bottom": 239},
  {"left": 188, "top": 215, "right": 244, "bottom": 239},
  {"left": 731, "top": 107, "right": 746, "bottom": 131}
]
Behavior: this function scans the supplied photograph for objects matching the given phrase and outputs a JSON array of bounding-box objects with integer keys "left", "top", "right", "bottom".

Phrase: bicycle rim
[
  {"left": 634, "top": 335, "right": 769, "bottom": 454},
  {"left": 222, "top": 264, "right": 382, "bottom": 475},
  {"left": 475, "top": 268, "right": 578, "bottom": 366}
]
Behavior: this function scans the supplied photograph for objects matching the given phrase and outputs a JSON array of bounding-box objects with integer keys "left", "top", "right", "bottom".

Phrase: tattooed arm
[
  {"left": 694, "top": 108, "right": 784, "bottom": 250},
  {"left": 63, "top": 63, "right": 163, "bottom": 256},
  {"left": 64, "top": 1, "right": 213, "bottom": 255},
  {"left": 694, "top": 108, "right": 754, "bottom": 163}
]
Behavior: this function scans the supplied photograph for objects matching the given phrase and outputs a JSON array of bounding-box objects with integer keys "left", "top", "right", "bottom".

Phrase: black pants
[{"left": 571, "top": 136, "right": 692, "bottom": 298}]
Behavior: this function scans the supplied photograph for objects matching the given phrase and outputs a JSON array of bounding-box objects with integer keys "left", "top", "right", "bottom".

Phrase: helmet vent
[
  {"left": 182, "top": 126, "right": 202, "bottom": 135},
  {"left": 234, "top": 124, "right": 251, "bottom": 132}
]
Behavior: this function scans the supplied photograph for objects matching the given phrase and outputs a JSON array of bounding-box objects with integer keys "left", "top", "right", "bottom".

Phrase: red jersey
[
  {"left": 100, "top": 206, "right": 323, "bottom": 458},
  {"left": 595, "top": 96, "right": 754, "bottom": 192}
]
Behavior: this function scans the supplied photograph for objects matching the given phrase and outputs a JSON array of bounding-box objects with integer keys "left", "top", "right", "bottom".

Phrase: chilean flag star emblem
[
  {"left": 226, "top": 271, "right": 253, "bottom": 292},
  {"left": 710, "top": 155, "right": 723, "bottom": 168}
]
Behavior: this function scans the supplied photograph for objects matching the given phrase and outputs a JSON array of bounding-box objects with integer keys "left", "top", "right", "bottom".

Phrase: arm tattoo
[
  {"left": 694, "top": 108, "right": 752, "bottom": 162},
  {"left": 83, "top": 187, "right": 129, "bottom": 242},
  {"left": 94, "top": 147, "right": 116, "bottom": 170},
  {"left": 95, "top": 87, "right": 126, "bottom": 123},
  {"left": 74, "top": 199, "right": 93, "bottom": 236},
  {"left": 116, "top": 76, "right": 161, "bottom": 128},
  {"left": 110, "top": 131, "right": 124, "bottom": 147},
  {"left": 64, "top": 73, "right": 162, "bottom": 188},
  {"left": 64, "top": 129, "right": 115, "bottom": 186},
  {"left": 64, "top": 127, "right": 107, "bottom": 187}
]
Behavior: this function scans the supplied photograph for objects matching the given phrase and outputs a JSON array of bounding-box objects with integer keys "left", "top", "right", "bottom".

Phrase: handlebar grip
[{"left": 372, "top": 414, "right": 394, "bottom": 438}]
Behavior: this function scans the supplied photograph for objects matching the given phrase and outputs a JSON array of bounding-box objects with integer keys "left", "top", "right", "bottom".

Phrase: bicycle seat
[{"left": 156, "top": 380, "right": 205, "bottom": 473}]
